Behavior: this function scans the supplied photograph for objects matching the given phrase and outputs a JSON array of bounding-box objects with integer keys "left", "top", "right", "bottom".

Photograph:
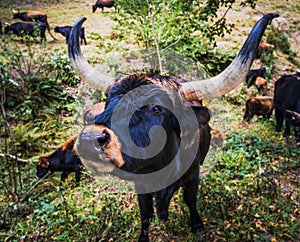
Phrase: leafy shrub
[
  {"left": 110, "top": 0, "right": 256, "bottom": 74},
  {"left": 267, "top": 27, "right": 298, "bottom": 65},
  {"left": 0, "top": 36, "right": 79, "bottom": 123}
]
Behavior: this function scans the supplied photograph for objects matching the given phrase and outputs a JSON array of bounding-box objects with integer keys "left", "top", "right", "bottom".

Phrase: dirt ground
[{"left": 0, "top": 0, "right": 299, "bottom": 76}]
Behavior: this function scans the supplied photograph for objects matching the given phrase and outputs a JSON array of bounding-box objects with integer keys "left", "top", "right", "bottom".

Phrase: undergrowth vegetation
[{"left": 1, "top": 118, "right": 299, "bottom": 241}]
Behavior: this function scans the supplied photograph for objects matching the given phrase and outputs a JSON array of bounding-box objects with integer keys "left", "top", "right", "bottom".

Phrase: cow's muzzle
[
  {"left": 75, "top": 125, "right": 125, "bottom": 173},
  {"left": 76, "top": 131, "right": 110, "bottom": 160}
]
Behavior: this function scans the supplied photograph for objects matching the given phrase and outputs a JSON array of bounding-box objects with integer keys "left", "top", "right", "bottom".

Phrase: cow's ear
[{"left": 191, "top": 106, "right": 211, "bottom": 126}]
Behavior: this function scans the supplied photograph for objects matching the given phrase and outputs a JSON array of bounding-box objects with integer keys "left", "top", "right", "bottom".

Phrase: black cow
[
  {"left": 54, "top": 25, "right": 87, "bottom": 45},
  {"left": 245, "top": 67, "right": 266, "bottom": 88},
  {"left": 12, "top": 9, "right": 56, "bottom": 40},
  {"left": 68, "top": 14, "right": 278, "bottom": 241},
  {"left": 274, "top": 74, "right": 300, "bottom": 145},
  {"left": 92, "top": 0, "right": 115, "bottom": 12},
  {"left": 36, "top": 136, "right": 83, "bottom": 182},
  {"left": 4, "top": 22, "right": 47, "bottom": 43}
]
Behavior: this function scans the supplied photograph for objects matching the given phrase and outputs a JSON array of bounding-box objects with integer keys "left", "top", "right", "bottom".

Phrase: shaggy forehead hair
[{"left": 107, "top": 74, "right": 187, "bottom": 101}]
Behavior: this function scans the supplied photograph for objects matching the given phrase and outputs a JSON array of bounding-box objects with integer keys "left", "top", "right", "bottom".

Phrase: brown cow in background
[
  {"left": 243, "top": 96, "right": 274, "bottom": 121},
  {"left": 255, "top": 76, "right": 268, "bottom": 95}
]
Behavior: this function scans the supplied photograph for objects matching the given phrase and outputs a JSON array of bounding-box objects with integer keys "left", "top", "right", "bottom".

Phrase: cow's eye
[{"left": 152, "top": 105, "right": 162, "bottom": 114}]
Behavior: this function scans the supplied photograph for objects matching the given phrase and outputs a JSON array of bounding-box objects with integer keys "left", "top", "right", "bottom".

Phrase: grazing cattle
[
  {"left": 68, "top": 14, "right": 278, "bottom": 241},
  {"left": 274, "top": 74, "right": 300, "bottom": 145},
  {"left": 256, "top": 42, "right": 275, "bottom": 58},
  {"left": 243, "top": 96, "right": 274, "bottom": 121},
  {"left": 54, "top": 25, "right": 87, "bottom": 45},
  {"left": 4, "top": 22, "right": 47, "bottom": 43},
  {"left": 12, "top": 9, "right": 56, "bottom": 40},
  {"left": 36, "top": 136, "right": 83, "bottom": 182},
  {"left": 245, "top": 67, "right": 266, "bottom": 88},
  {"left": 92, "top": 0, "right": 115, "bottom": 12},
  {"left": 255, "top": 76, "right": 268, "bottom": 95}
]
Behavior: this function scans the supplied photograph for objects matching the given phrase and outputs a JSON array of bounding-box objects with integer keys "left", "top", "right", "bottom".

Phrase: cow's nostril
[{"left": 96, "top": 131, "right": 110, "bottom": 147}]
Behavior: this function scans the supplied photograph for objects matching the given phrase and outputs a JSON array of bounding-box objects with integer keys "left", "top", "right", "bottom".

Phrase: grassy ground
[{"left": 0, "top": 0, "right": 299, "bottom": 241}]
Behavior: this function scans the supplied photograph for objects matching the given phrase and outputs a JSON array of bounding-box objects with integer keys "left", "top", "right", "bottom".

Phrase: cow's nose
[{"left": 96, "top": 131, "right": 110, "bottom": 147}]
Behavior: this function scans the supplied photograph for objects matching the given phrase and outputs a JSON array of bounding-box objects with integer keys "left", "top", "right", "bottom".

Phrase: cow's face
[
  {"left": 36, "top": 156, "right": 50, "bottom": 179},
  {"left": 92, "top": 5, "right": 97, "bottom": 12},
  {"left": 75, "top": 76, "right": 210, "bottom": 176},
  {"left": 12, "top": 9, "right": 19, "bottom": 18}
]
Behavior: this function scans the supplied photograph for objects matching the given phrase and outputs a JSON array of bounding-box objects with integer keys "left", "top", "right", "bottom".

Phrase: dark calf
[
  {"left": 54, "top": 25, "right": 87, "bottom": 45},
  {"left": 36, "top": 136, "right": 83, "bottom": 182},
  {"left": 4, "top": 22, "right": 47, "bottom": 43},
  {"left": 92, "top": 0, "right": 115, "bottom": 12},
  {"left": 243, "top": 96, "right": 274, "bottom": 121},
  {"left": 245, "top": 67, "right": 266, "bottom": 89}
]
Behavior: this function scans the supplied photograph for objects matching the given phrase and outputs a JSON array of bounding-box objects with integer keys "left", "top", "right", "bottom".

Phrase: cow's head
[
  {"left": 92, "top": 5, "right": 97, "bottom": 13},
  {"left": 12, "top": 9, "right": 20, "bottom": 18},
  {"left": 68, "top": 14, "right": 279, "bottom": 184},
  {"left": 36, "top": 155, "right": 50, "bottom": 179}
]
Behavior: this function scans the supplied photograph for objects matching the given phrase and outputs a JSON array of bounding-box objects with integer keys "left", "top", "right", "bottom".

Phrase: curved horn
[
  {"left": 68, "top": 17, "right": 114, "bottom": 91},
  {"left": 180, "top": 13, "right": 279, "bottom": 101}
]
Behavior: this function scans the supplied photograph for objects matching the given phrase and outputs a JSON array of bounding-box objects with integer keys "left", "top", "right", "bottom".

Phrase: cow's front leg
[
  {"left": 75, "top": 160, "right": 82, "bottom": 183},
  {"left": 183, "top": 177, "right": 204, "bottom": 234},
  {"left": 275, "top": 109, "right": 284, "bottom": 132},
  {"left": 138, "top": 193, "right": 154, "bottom": 242},
  {"left": 60, "top": 171, "right": 70, "bottom": 182},
  {"left": 155, "top": 184, "right": 178, "bottom": 221}
]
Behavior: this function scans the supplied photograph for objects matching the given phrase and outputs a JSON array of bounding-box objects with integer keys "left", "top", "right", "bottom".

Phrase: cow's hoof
[
  {"left": 191, "top": 223, "right": 204, "bottom": 234},
  {"left": 138, "top": 236, "right": 149, "bottom": 242}
]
